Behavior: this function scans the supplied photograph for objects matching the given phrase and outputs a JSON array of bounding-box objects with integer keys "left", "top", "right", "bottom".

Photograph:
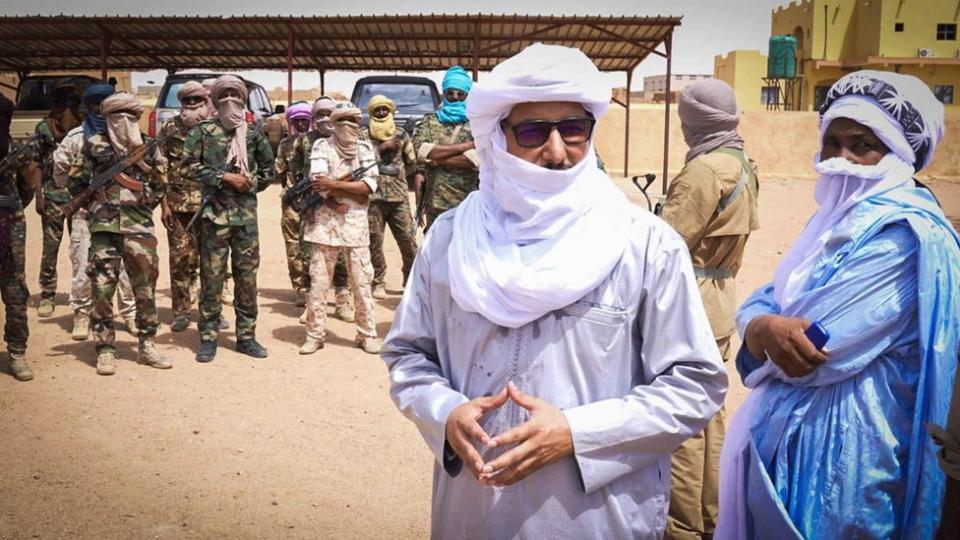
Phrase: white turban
[{"left": 447, "top": 43, "right": 632, "bottom": 328}]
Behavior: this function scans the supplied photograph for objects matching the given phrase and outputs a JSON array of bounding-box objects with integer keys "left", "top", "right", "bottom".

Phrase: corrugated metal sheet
[{"left": 0, "top": 14, "right": 680, "bottom": 73}]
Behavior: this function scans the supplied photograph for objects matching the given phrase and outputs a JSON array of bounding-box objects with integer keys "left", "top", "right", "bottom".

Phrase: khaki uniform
[
  {"left": 660, "top": 148, "right": 759, "bottom": 540},
  {"left": 303, "top": 139, "right": 378, "bottom": 343}
]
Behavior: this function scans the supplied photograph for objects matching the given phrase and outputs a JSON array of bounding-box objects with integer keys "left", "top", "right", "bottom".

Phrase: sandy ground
[{"left": 0, "top": 177, "right": 958, "bottom": 539}]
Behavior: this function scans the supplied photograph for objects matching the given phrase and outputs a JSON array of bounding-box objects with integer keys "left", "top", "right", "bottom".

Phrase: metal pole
[
  {"left": 287, "top": 27, "right": 295, "bottom": 106},
  {"left": 319, "top": 70, "right": 326, "bottom": 96},
  {"left": 662, "top": 32, "right": 673, "bottom": 195},
  {"left": 100, "top": 29, "right": 111, "bottom": 82},
  {"left": 623, "top": 70, "right": 632, "bottom": 177},
  {"left": 472, "top": 19, "right": 481, "bottom": 82}
]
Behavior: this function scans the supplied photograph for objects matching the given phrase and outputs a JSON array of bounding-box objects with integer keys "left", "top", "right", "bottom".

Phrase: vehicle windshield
[
  {"left": 161, "top": 80, "right": 253, "bottom": 110},
  {"left": 355, "top": 83, "right": 437, "bottom": 115},
  {"left": 16, "top": 77, "right": 96, "bottom": 111}
]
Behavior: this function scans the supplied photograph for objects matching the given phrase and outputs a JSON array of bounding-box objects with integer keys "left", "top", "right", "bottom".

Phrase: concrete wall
[{"left": 595, "top": 107, "right": 960, "bottom": 179}]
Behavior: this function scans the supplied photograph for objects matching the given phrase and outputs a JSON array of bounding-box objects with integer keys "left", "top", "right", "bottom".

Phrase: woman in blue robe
[{"left": 716, "top": 71, "right": 960, "bottom": 539}]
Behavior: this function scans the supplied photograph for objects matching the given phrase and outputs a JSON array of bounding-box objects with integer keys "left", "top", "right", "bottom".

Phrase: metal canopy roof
[{"left": 0, "top": 14, "right": 679, "bottom": 74}]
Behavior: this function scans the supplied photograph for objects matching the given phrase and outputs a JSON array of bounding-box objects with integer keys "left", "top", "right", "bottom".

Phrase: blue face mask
[
  {"left": 436, "top": 97, "right": 468, "bottom": 125},
  {"left": 83, "top": 112, "right": 106, "bottom": 141}
]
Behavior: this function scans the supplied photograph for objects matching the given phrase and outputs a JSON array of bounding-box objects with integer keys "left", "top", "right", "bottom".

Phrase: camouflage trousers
[
  {"left": 69, "top": 210, "right": 135, "bottom": 317},
  {"left": 88, "top": 232, "right": 159, "bottom": 352},
  {"left": 199, "top": 220, "right": 259, "bottom": 342},
  {"left": 281, "top": 201, "right": 310, "bottom": 292},
  {"left": 306, "top": 243, "right": 375, "bottom": 342},
  {"left": 39, "top": 202, "right": 71, "bottom": 300},
  {"left": 1, "top": 217, "right": 29, "bottom": 355},
  {"left": 368, "top": 200, "right": 418, "bottom": 288},
  {"left": 166, "top": 211, "right": 201, "bottom": 317}
]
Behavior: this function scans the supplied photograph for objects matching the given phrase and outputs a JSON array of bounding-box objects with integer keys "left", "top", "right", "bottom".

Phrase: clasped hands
[
  {"left": 445, "top": 381, "right": 573, "bottom": 488},
  {"left": 222, "top": 172, "right": 253, "bottom": 192}
]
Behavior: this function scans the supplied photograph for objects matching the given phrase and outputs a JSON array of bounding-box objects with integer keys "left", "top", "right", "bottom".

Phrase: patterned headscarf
[
  {"left": 367, "top": 94, "right": 396, "bottom": 142},
  {"left": 201, "top": 78, "right": 218, "bottom": 118},
  {"left": 818, "top": 70, "right": 945, "bottom": 172}
]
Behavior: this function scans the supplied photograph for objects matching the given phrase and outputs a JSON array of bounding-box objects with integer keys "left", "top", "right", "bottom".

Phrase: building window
[
  {"left": 935, "top": 85, "right": 954, "bottom": 104},
  {"left": 937, "top": 23, "right": 957, "bottom": 40},
  {"left": 894, "top": 22, "right": 904, "bottom": 32},
  {"left": 814, "top": 85, "right": 832, "bottom": 110},
  {"left": 761, "top": 86, "right": 780, "bottom": 105}
]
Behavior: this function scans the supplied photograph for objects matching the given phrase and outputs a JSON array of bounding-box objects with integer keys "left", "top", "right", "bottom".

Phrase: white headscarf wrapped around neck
[
  {"left": 446, "top": 43, "right": 632, "bottom": 328},
  {"left": 772, "top": 71, "right": 945, "bottom": 307}
]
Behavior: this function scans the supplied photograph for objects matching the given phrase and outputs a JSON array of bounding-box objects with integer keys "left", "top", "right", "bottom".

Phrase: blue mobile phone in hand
[{"left": 804, "top": 322, "right": 830, "bottom": 350}]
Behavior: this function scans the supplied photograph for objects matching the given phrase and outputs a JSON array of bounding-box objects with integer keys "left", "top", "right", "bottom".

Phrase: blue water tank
[{"left": 768, "top": 35, "right": 798, "bottom": 78}]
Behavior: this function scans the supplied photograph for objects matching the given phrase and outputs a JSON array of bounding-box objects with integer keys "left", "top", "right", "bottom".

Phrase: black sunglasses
[{"left": 500, "top": 116, "right": 596, "bottom": 148}]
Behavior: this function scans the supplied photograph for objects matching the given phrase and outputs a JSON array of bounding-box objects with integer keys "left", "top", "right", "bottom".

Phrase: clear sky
[{"left": 4, "top": 0, "right": 792, "bottom": 94}]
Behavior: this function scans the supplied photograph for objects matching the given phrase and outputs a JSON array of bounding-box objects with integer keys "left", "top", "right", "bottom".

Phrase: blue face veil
[
  {"left": 82, "top": 83, "right": 115, "bottom": 141},
  {"left": 436, "top": 66, "right": 473, "bottom": 125}
]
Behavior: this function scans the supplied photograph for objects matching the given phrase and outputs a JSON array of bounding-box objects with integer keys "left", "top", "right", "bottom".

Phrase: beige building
[
  {"left": 716, "top": 0, "right": 960, "bottom": 111},
  {"left": 642, "top": 73, "right": 713, "bottom": 101}
]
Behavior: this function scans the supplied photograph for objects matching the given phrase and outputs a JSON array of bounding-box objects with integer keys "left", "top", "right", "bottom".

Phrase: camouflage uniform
[
  {"left": 181, "top": 119, "right": 274, "bottom": 343},
  {"left": 296, "top": 131, "right": 347, "bottom": 291},
  {"left": 67, "top": 133, "right": 167, "bottom": 352},
  {"left": 0, "top": 140, "right": 36, "bottom": 356},
  {"left": 368, "top": 128, "right": 417, "bottom": 287},
  {"left": 160, "top": 115, "right": 202, "bottom": 318},
  {"left": 54, "top": 126, "right": 136, "bottom": 321},
  {"left": 275, "top": 132, "right": 310, "bottom": 292},
  {"left": 412, "top": 112, "right": 479, "bottom": 231},
  {"left": 35, "top": 119, "right": 74, "bottom": 301},
  {"left": 303, "top": 138, "right": 378, "bottom": 343}
]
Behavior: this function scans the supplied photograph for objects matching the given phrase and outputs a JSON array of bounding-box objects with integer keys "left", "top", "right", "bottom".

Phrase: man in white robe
[{"left": 381, "top": 43, "right": 727, "bottom": 539}]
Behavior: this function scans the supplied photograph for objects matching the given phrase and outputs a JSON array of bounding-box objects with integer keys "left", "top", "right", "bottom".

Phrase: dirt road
[{"left": 1, "top": 178, "right": 957, "bottom": 539}]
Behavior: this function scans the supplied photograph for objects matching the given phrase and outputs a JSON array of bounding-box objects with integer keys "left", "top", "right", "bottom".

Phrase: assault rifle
[
  {"left": 0, "top": 134, "right": 40, "bottom": 178},
  {"left": 282, "top": 161, "right": 378, "bottom": 215},
  {"left": 57, "top": 134, "right": 171, "bottom": 218},
  {"left": 184, "top": 121, "right": 265, "bottom": 232},
  {"left": 411, "top": 173, "right": 428, "bottom": 236}
]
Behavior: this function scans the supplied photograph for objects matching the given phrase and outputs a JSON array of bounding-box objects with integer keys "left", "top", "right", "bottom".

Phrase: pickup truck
[
  {"left": 9, "top": 75, "right": 101, "bottom": 140},
  {"left": 350, "top": 75, "right": 441, "bottom": 134}
]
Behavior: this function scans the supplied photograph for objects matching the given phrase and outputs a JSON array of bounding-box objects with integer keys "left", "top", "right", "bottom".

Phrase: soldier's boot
[
  {"left": 196, "top": 340, "right": 218, "bottom": 364},
  {"left": 96, "top": 348, "right": 117, "bottom": 376},
  {"left": 295, "top": 289, "right": 308, "bottom": 308},
  {"left": 170, "top": 315, "right": 191, "bottom": 333},
  {"left": 236, "top": 338, "right": 268, "bottom": 359},
  {"left": 299, "top": 337, "right": 324, "bottom": 355},
  {"left": 372, "top": 284, "right": 388, "bottom": 300},
  {"left": 124, "top": 315, "right": 139, "bottom": 337},
  {"left": 358, "top": 337, "right": 382, "bottom": 355},
  {"left": 72, "top": 312, "right": 91, "bottom": 341},
  {"left": 37, "top": 298, "right": 55, "bottom": 318},
  {"left": 334, "top": 288, "right": 355, "bottom": 323},
  {"left": 8, "top": 352, "right": 34, "bottom": 382},
  {"left": 138, "top": 339, "right": 172, "bottom": 370}
]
